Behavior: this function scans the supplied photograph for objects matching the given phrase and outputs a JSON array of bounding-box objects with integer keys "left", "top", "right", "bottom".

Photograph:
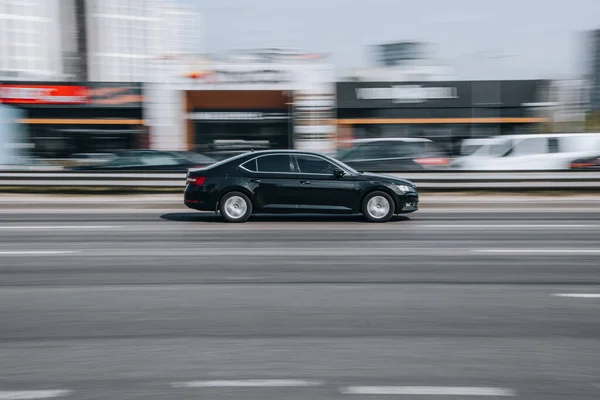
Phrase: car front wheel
[
  {"left": 220, "top": 191, "right": 253, "bottom": 223},
  {"left": 362, "top": 191, "right": 395, "bottom": 222}
]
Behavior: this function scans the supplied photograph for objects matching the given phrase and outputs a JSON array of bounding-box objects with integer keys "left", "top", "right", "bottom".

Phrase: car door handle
[
  {"left": 250, "top": 179, "right": 261, "bottom": 183},
  {"left": 300, "top": 180, "right": 311, "bottom": 184}
]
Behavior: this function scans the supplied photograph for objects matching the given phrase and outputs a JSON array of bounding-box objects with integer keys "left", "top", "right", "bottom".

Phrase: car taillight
[
  {"left": 186, "top": 176, "right": 206, "bottom": 185},
  {"left": 571, "top": 162, "right": 597, "bottom": 168},
  {"left": 414, "top": 157, "right": 449, "bottom": 166}
]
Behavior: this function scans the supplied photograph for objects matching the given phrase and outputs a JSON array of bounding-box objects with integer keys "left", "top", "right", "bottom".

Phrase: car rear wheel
[
  {"left": 362, "top": 191, "right": 394, "bottom": 223},
  {"left": 220, "top": 192, "right": 253, "bottom": 223}
]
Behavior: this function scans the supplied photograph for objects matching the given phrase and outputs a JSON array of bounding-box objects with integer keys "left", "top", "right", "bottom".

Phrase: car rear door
[
  {"left": 292, "top": 154, "right": 358, "bottom": 212},
  {"left": 242, "top": 154, "right": 300, "bottom": 211}
]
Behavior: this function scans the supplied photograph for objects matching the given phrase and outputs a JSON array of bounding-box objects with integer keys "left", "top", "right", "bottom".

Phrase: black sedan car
[
  {"left": 69, "top": 150, "right": 216, "bottom": 171},
  {"left": 184, "top": 150, "right": 418, "bottom": 222}
]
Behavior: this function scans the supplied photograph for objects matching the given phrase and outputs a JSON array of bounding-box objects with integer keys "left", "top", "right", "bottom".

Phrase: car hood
[{"left": 355, "top": 172, "right": 415, "bottom": 187}]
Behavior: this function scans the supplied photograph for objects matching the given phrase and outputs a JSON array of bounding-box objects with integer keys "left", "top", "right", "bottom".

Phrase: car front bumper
[{"left": 394, "top": 192, "right": 419, "bottom": 214}]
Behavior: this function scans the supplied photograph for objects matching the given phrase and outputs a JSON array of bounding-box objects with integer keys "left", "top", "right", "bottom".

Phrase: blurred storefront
[
  {"left": 0, "top": 82, "right": 145, "bottom": 158},
  {"left": 336, "top": 80, "right": 551, "bottom": 155},
  {"left": 145, "top": 52, "right": 336, "bottom": 156}
]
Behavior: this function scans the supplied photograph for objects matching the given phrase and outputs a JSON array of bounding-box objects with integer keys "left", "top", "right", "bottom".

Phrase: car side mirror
[{"left": 333, "top": 169, "right": 346, "bottom": 178}]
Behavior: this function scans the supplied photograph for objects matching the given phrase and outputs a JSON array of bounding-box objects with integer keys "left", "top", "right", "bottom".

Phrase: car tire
[
  {"left": 362, "top": 191, "right": 395, "bottom": 223},
  {"left": 219, "top": 191, "right": 253, "bottom": 223}
]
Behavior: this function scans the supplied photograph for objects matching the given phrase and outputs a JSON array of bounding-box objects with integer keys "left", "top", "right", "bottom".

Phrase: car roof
[
  {"left": 348, "top": 138, "right": 433, "bottom": 144},
  {"left": 235, "top": 149, "right": 329, "bottom": 156}
]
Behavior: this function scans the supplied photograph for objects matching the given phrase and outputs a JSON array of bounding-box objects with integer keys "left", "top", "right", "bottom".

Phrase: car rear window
[
  {"left": 339, "top": 142, "right": 387, "bottom": 160},
  {"left": 241, "top": 158, "right": 258, "bottom": 172},
  {"left": 389, "top": 142, "right": 437, "bottom": 157}
]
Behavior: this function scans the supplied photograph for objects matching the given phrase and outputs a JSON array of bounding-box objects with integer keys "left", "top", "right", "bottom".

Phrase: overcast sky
[{"left": 178, "top": 0, "right": 600, "bottom": 80}]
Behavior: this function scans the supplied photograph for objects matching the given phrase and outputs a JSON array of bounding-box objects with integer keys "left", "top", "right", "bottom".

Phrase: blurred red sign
[{"left": 0, "top": 85, "right": 89, "bottom": 104}]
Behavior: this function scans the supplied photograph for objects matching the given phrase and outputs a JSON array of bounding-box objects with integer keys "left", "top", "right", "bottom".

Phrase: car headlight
[{"left": 397, "top": 185, "right": 413, "bottom": 194}]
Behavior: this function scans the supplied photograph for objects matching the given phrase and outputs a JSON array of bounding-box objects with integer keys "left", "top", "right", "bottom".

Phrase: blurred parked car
[
  {"left": 451, "top": 133, "right": 600, "bottom": 170},
  {"left": 69, "top": 150, "right": 216, "bottom": 171},
  {"left": 335, "top": 138, "right": 450, "bottom": 172},
  {"left": 570, "top": 154, "right": 600, "bottom": 170},
  {"left": 69, "top": 153, "right": 116, "bottom": 167},
  {"left": 0, "top": 156, "right": 63, "bottom": 171}
]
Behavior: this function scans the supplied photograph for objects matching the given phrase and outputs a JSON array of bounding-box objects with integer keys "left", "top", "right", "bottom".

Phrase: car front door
[
  {"left": 242, "top": 154, "right": 300, "bottom": 211},
  {"left": 292, "top": 154, "right": 358, "bottom": 212}
]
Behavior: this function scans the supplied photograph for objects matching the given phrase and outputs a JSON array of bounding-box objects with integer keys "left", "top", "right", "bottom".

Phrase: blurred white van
[
  {"left": 459, "top": 138, "right": 497, "bottom": 156},
  {"left": 452, "top": 133, "right": 600, "bottom": 170}
]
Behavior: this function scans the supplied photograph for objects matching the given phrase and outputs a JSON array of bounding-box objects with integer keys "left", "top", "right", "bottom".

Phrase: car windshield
[
  {"left": 336, "top": 146, "right": 357, "bottom": 159},
  {"left": 338, "top": 140, "right": 439, "bottom": 160},
  {"left": 98, "top": 155, "right": 140, "bottom": 168},
  {"left": 488, "top": 139, "right": 514, "bottom": 157}
]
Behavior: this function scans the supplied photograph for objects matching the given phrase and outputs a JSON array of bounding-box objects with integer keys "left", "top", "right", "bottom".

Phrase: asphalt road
[{"left": 0, "top": 203, "right": 599, "bottom": 399}]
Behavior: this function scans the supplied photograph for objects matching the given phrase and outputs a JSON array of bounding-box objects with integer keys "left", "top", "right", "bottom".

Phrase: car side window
[
  {"left": 489, "top": 140, "right": 513, "bottom": 157},
  {"left": 344, "top": 142, "right": 387, "bottom": 160},
  {"left": 241, "top": 158, "right": 258, "bottom": 171},
  {"left": 104, "top": 155, "right": 140, "bottom": 167},
  {"left": 256, "top": 155, "right": 294, "bottom": 173},
  {"left": 389, "top": 142, "right": 414, "bottom": 157},
  {"left": 295, "top": 155, "right": 337, "bottom": 174},
  {"left": 512, "top": 138, "right": 548, "bottom": 157},
  {"left": 549, "top": 138, "right": 560, "bottom": 153}
]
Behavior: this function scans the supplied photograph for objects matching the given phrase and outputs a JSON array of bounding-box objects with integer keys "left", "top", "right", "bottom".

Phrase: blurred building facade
[
  {"left": 336, "top": 80, "right": 550, "bottom": 155},
  {"left": 589, "top": 29, "right": 600, "bottom": 112},
  {"left": 346, "top": 40, "right": 454, "bottom": 82},
  {"left": 545, "top": 79, "right": 589, "bottom": 132},
  {"left": 343, "top": 64, "right": 456, "bottom": 82},
  {"left": 0, "top": 81, "right": 145, "bottom": 158},
  {"left": 85, "top": 0, "right": 200, "bottom": 82},
  {"left": 145, "top": 52, "right": 336, "bottom": 155},
  {"left": 59, "top": 0, "right": 88, "bottom": 81},
  {"left": 0, "top": 0, "right": 63, "bottom": 80},
  {"left": 0, "top": 0, "right": 200, "bottom": 82},
  {"left": 373, "top": 42, "right": 430, "bottom": 68}
]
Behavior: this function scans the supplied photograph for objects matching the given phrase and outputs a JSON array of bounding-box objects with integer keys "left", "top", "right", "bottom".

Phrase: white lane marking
[
  {"left": 473, "top": 249, "right": 600, "bottom": 254},
  {"left": 0, "top": 226, "right": 122, "bottom": 230},
  {"left": 553, "top": 293, "right": 600, "bottom": 298},
  {"left": 0, "top": 390, "right": 72, "bottom": 400},
  {"left": 171, "top": 379, "right": 324, "bottom": 388},
  {"left": 421, "top": 224, "right": 598, "bottom": 229},
  {"left": 0, "top": 251, "right": 78, "bottom": 256},
  {"left": 341, "top": 386, "right": 516, "bottom": 396},
  {"left": 78, "top": 248, "right": 462, "bottom": 257}
]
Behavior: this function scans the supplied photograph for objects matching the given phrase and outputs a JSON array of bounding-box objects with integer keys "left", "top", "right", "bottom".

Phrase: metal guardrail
[{"left": 1, "top": 170, "right": 600, "bottom": 190}]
